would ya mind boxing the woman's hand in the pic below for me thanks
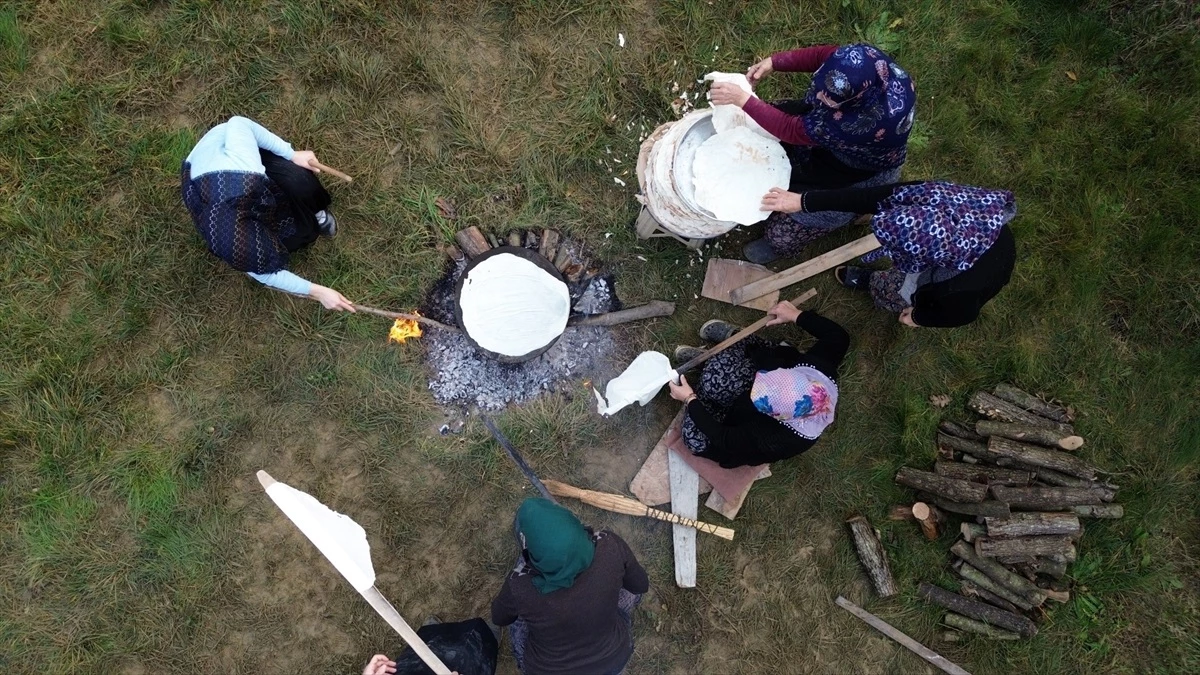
[766,301,801,326]
[668,375,696,403]
[746,57,774,85]
[899,307,920,327]
[708,81,751,107]
[362,654,396,675]
[310,284,356,312]
[291,150,320,172]
[761,188,803,213]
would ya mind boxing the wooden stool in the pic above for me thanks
[634,206,706,250]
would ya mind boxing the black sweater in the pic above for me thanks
[685,312,850,468]
[801,182,1017,327]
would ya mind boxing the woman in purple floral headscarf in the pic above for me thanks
[711,43,917,263]
[763,181,1018,328]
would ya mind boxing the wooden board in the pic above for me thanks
[669,450,699,588]
[729,234,880,305]
[705,465,771,519]
[701,258,779,311]
[630,409,711,506]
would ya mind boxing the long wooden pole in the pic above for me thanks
[729,235,879,305]
[543,479,734,540]
[312,160,353,183]
[480,415,555,502]
[675,289,817,375]
[835,596,972,675]
[351,304,459,332]
[360,587,452,675]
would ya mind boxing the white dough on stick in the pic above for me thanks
[692,127,791,225]
[594,351,676,416]
[459,253,570,358]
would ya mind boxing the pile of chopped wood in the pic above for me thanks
[893,384,1122,641]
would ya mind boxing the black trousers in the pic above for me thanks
[259,149,332,252]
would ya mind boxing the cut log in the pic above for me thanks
[485,232,500,249]
[729,234,880,305]
[895,467,987,503]
[949,540,1047,606]
[930,497,1011,519]
[553,242,573,272]
[568,301,676,327]
[975,420,1083,451]
[969,391,1074,435]
[976,535,1075,559]
[984,512,1081,539]
[524,230,538,249]
[958,580,1019,613]
[918,583,1037,637]
[990,485,1106,510]
[993,384,1073,423]
[889,505,915,521]
[987,437,1097,481]
[439,243,465,261]
[506,231,522,248]
[935,461,1034,487]
[939,420,985,442]
[1014,557,1068,580]
[998,547,1076,565]
[937,433,1003,463]
[957,563,1035,610]
[1071,504,1124,519]
[912,502,942,540]
[454,226,492,258]
[943,613,1022,640]
[846,516,898,598]
[960,522,986,543]
[835,596,972,675]
[538,229,560,260]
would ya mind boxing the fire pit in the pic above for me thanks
[418,229,631,410]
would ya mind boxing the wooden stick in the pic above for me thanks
[943,613,1021,640]
[351,304,459,332]
[1071,504,1124,519]
[957,579,1020,613]
[992,384,1072,423]
[312,161,353,183]
[969,392,1074,435]
[675,289,817,375]
[918,583,1038,637]
[896,467,987,503]
[360,587,452,674]
[480,415,555,502]
[568,301,675,327]
[934,461,1033,487]
[834,596,972,675]
[729,235,880,305]
[846,515,898,597]
[543,479,734,540]
[956,563,1035,610]
[984,512,1081,539]
[950,540,1047,606]
[987,436,1097,481]
[975,420,1083,451]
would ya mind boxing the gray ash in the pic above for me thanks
[419,237,622,410]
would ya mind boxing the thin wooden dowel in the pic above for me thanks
[351,304,459,332]
[312,160,353,183]
[360,586,451,675]
[676,289,817,375]
[835,596,972,675]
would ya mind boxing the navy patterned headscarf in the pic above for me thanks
[802,43,916,171]
[863,181,1017,273]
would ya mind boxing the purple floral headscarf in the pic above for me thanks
[750,367,838,440]
[863,181,1017,273]
[803,43,916,172]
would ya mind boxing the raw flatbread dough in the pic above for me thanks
[459,253,570,357]
[703,72,777,140]
[594,350,676,416]
[692,127,790,226]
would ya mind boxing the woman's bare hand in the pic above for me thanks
[668,375,696,403]
[362,654,397,675]
[291,150,319,172]
[746,57,774,85]
[310,284,356,312]
[766,301,801,326]
[761,188,803,213]
[708,81,751,107]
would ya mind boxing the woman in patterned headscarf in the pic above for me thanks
[764,181,1018,328]
[181,116,355,312]
[667,301,850,468]
[710,43,917,264]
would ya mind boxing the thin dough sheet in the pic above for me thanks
[692,127,791,225]
[459,253,570,357]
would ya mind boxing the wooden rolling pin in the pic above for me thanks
[544,479,734,540]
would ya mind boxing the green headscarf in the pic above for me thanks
[517,497,595,594]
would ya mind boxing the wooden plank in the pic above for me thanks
[630,410,711,506]
[669,450,699,588]
[704,465,770,519]
[729,234,880,305]
[701,258,779,311]
[835,596,972,675]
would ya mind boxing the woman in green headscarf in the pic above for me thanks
[491,498,649,675]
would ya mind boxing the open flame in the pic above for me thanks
[388,316,423,343]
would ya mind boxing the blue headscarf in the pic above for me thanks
[802,44,916,172]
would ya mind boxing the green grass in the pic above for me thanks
[1,0,1198,673]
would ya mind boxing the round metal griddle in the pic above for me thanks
[454,246,569,364]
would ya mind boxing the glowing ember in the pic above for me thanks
[388,317,423,343]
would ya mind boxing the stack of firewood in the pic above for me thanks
[891,384,1122,640]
